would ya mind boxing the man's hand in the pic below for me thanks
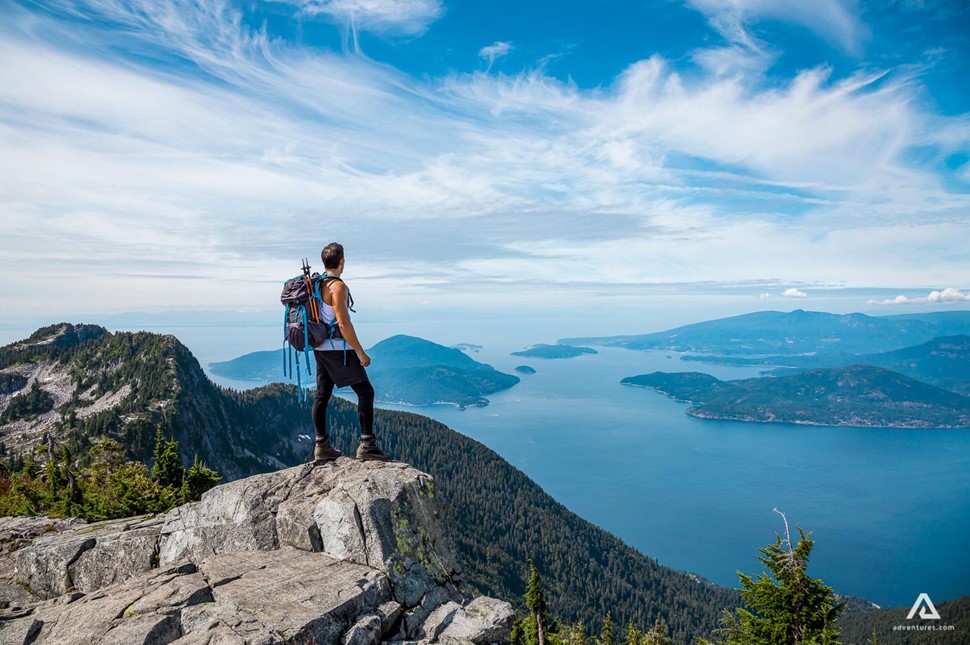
[358,351,371,368]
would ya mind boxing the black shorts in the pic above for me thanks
[314,349,368,388]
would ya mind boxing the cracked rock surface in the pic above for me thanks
[0,459,513,644]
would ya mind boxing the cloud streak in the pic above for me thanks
[868,288,970,305]
[0,0,968,316]
[479,40,512,71]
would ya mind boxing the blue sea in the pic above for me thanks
[366,344,970,609]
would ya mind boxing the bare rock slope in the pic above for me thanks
[0,459,513,644]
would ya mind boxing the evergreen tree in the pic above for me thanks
[701,510,846,645]
[151,427,184,489]
[624,622,643,645]
[525,559,548,645]
[179,455,221,503]
[598,613,615,645]
[644,617,672,645]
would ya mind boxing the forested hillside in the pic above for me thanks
[0,323,738,641]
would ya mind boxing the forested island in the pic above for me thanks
[623,366,970,428]
[208,334,519,408]
[512,344,597,359]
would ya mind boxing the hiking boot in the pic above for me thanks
[355,444,391,462]
[313,440,343,465]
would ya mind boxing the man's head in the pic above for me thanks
[321,243,344,271]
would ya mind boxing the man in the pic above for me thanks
[311,242,391,463]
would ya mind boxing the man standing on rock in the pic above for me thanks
[311,242,391,464]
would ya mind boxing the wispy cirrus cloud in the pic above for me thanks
[0,0,968,316]
[479,41,512,71]
[686,0,865,55]
[294,0,443,36]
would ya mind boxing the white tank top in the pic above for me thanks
[314,291,351,351]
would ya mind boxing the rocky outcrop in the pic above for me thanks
[0,459,514,644]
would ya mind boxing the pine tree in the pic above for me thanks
[624,622,643,645]
[644,617,672,645]
[598,613,615,645]
[525,559,548,645]
[150,427,184,489]
[700,510,846,645]
[179,455,221,503]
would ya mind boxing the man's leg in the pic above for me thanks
[351,378,390,461]
[311,352,342,463]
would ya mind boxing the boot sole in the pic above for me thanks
[356,453,392,462]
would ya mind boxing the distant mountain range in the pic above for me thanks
[623,365,970,428]
[564,309,970,356]
[685,335,970,396]
[209,335,519,409]
[511,343,597,359]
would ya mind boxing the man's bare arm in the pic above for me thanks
[331,281,371,367]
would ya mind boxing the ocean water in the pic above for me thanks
[370,344,970,609]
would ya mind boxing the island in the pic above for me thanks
[515,365,537,375]
[367,335,519,409]
[209,335,519,409]
[622,366,970,428]
[451,343,483,353]
[511,344,597,359]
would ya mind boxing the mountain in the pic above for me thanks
[366,335,519,408]
[836,593,970,645]
[563,309,970,356]
[623,366,970,428]
[1,323,737,640]
[683,335,970,396]
[0,323,309,480]
[208,335,520,408]
[511,343,597,359]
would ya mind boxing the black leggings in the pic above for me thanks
[312,370,376,447]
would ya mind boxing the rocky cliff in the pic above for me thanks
[0,459,513,644]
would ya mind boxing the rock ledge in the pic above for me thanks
[0,459,513,644]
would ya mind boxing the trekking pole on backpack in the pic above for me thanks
[302,258,319,322]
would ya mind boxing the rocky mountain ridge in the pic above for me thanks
[0,323,308,480]
[0,459,513,644]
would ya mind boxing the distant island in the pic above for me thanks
[367,335,519,409]
[512,344,597,359]
[563,310,970,356]
[452,343,483,353]
[622,366,970,428]
[209,335,519,409]
[515,365,537,375]
[682,335,970,397]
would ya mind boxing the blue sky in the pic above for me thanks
[1,0,969,330]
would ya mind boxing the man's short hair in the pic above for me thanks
[321,243,344,270]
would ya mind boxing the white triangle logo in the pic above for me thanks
[906,593,941,620]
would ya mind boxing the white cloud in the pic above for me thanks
[479,41,512,70]
[0,1,968,315]
[297,0,443,36]
[685,0,865,55]
[868,288,970,305]
[783,288,808,298]
[759,292,772,300]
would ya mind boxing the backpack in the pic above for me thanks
[280,259,355,399]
